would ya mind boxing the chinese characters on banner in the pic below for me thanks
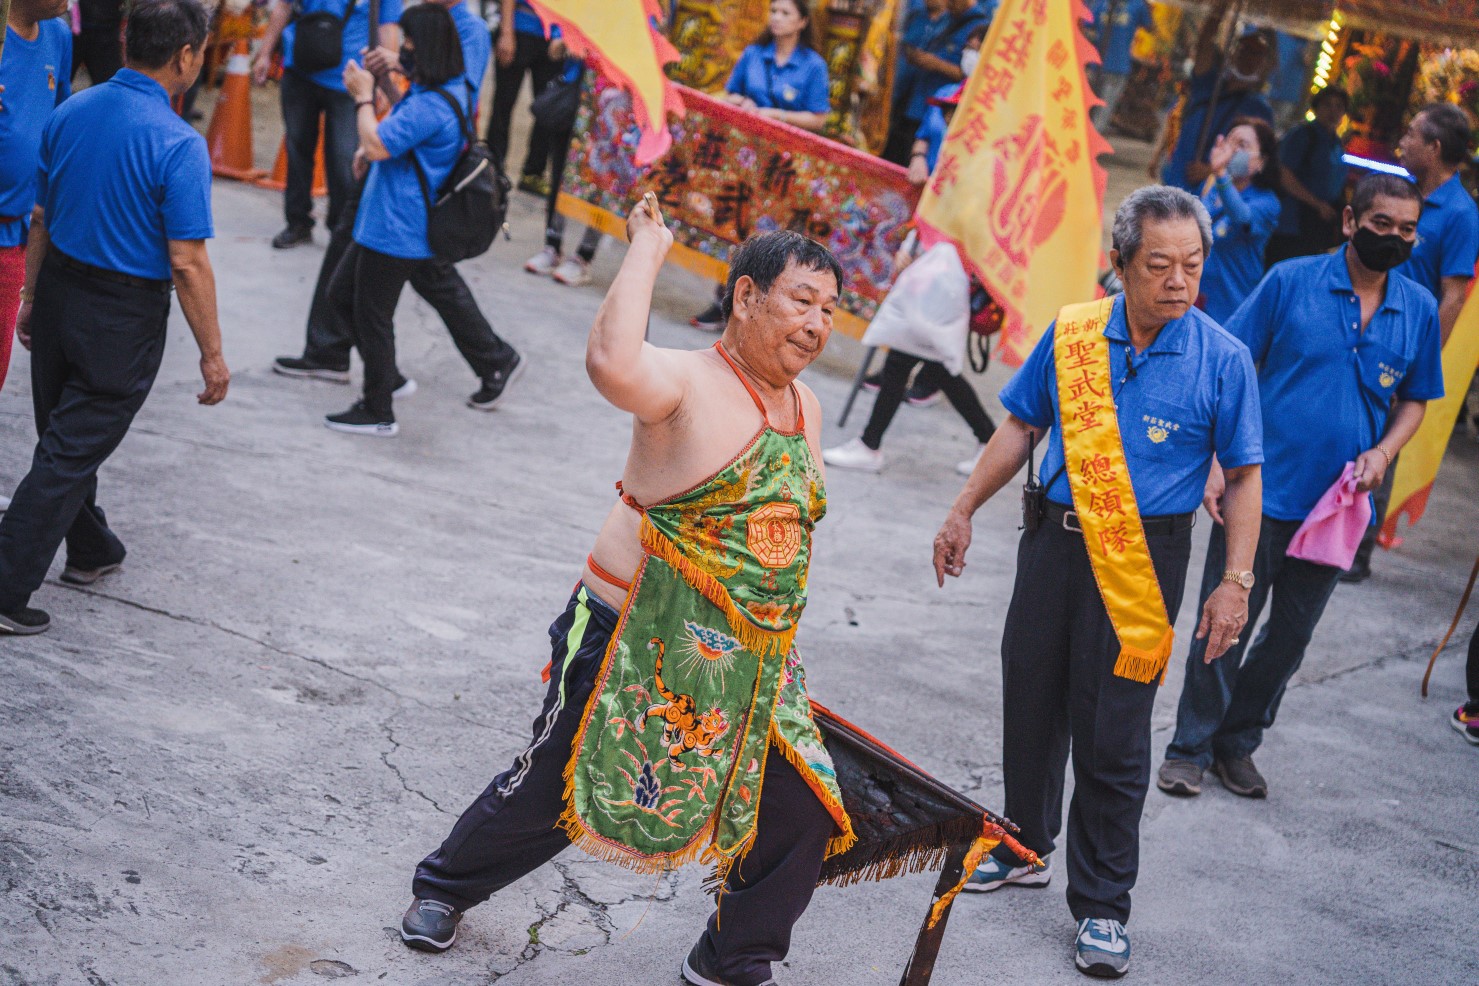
[914,0,1108,365]
[556,77,920,339]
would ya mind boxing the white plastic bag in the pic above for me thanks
[860,241,971,376]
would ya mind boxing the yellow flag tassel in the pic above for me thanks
[1111,624,1176,684]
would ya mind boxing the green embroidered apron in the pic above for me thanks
[562,344,855,880]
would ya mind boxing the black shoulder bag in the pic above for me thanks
[292,0,357,75]
[410,85,512,263]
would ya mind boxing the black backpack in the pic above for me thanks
[410,86,511,264]
[291,0,356,75]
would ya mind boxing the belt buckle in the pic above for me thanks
[1061,510,1083,533]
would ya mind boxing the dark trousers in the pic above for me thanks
[860,349,995,450]
[1467,624,1479,710]
[540,116,601,260]
[71,26,123,85]
[1350,457,1396,572]
[485,32,558,177]
[0,259,169,612]
[992,518,1193,924]
[1165,518,1344,770]
[327,242,517,417]
[280,69,359,230]
[415,587,833,986]
[881,107,921,166]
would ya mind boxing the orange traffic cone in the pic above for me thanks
[206,40,265,182]
[257,122,328,197]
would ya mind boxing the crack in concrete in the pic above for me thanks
[379,716,452,815]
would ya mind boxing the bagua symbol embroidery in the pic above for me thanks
[638,637,730,787]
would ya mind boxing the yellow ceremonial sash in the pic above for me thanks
[1053,299,1175,684]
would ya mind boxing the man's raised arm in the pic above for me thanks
[586,194,688,424]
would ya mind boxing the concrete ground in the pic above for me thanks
[3,84,1478,986]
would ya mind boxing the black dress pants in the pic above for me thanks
[327,243,517,417]
[860,349,996,450]
[280,69,359,231]
[0,259,169,612]
[71,26,123,85]
[414,586,833,986]
[991,517,1193,924]
[485,31,559,177]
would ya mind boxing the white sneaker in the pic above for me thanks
[524,246,560,275]
[961,853,1051,893]
[0,493,9,514]
[552,256,592,286]
[393,377,417,399]
[822,438,884,473]
[955,443,987,476]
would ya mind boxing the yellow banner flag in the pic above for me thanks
[1381,286,1479,544]
[526,0,684,164]
[914,0,1108,365]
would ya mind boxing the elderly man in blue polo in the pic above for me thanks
[933,185,1264,979]
[1159,172,1443,802]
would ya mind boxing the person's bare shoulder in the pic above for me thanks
[795,379,824,453]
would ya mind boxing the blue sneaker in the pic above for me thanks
[1075,918,1130,978]
[960,853,1051,893]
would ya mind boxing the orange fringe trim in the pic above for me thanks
[768,721,858,859]
[1111,624,1175,684]
[639,516,799,659]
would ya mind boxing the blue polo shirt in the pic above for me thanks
[283,0,403,93]
[354,84,462,260]
[1392,172,1479,301]
[725,43,830,114]
[36,69,213,280]
[999,294,1264,517]
[1225,250,1445,521]
[1200,182,1281,324]
[512,0,543,37]
[893,3,989,122]
[1161,70,1273,192]
[451,0,491,105]
[0,18,71,247]
[1275,121,1346,235]
[1091,0,1153,76]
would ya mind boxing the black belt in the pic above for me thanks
[1044,500,1196,537]
[51,249,172,294]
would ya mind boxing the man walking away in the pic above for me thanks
[0,0,229,635]
[1159,173,1442,799]
[253,0,402,248]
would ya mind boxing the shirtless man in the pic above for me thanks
[400,197,851,986]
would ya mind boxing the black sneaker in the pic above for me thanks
[0,607,51,635]
[400,898,461,952]
[906,380,943,407]
[274,356,351,383]
[60,561,123,586]
[325,401,398,436]
[468,354,525,411]
[1214,755,1268,798]
[690,302,725,332]
[271,224,313,249]
[681,940,778,986]
[1339,560,1372,584]
[861,372,883,392]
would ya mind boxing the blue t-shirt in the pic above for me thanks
[1392,172,1479,302]
[283,0,403,93]
[0,18,71,247]
[451,0,491,104]
[893,2,989,122]
[36,69,213,280]
[998,294,1264,517]
[725,43,830,114]
[1275,121,1346,236]
[1225,250,1445,521]
[512,0,543,37]
[1268,32,1309,105]
[354,84,463,260]
[1200,181,1281,324]
[1091,0,1153,76]
[1161,71,1273,192]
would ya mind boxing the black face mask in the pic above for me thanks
[1351,225,1414,272]
[399,49,416,79]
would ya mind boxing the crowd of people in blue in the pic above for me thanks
[0,0,1477,981]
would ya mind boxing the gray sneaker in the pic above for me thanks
[1156,759,1202,796]
[1214,755,1268,798]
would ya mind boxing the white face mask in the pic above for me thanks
[960,48,980,78]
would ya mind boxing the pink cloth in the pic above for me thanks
[1286,462,1372,570]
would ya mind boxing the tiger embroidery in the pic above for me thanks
[639,637,730,769]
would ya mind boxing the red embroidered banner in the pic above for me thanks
[557,77,920,340]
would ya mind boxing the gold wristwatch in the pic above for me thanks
[1222,570,1255,590]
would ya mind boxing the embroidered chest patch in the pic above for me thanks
[747,501,803,569]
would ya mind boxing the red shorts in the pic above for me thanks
[0,244,24,393]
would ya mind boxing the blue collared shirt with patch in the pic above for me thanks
[1392,172,1479,302]
[36,68,212,280]
[999,294,1264,517]
[1225,249,1445,522]
[726,42,831,114]
[353,84,462,260]
[892,2,989,123]
[0,18,71,247]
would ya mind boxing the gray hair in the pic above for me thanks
[1111,185,1212,267]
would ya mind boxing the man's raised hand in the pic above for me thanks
[627,192,673,254]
